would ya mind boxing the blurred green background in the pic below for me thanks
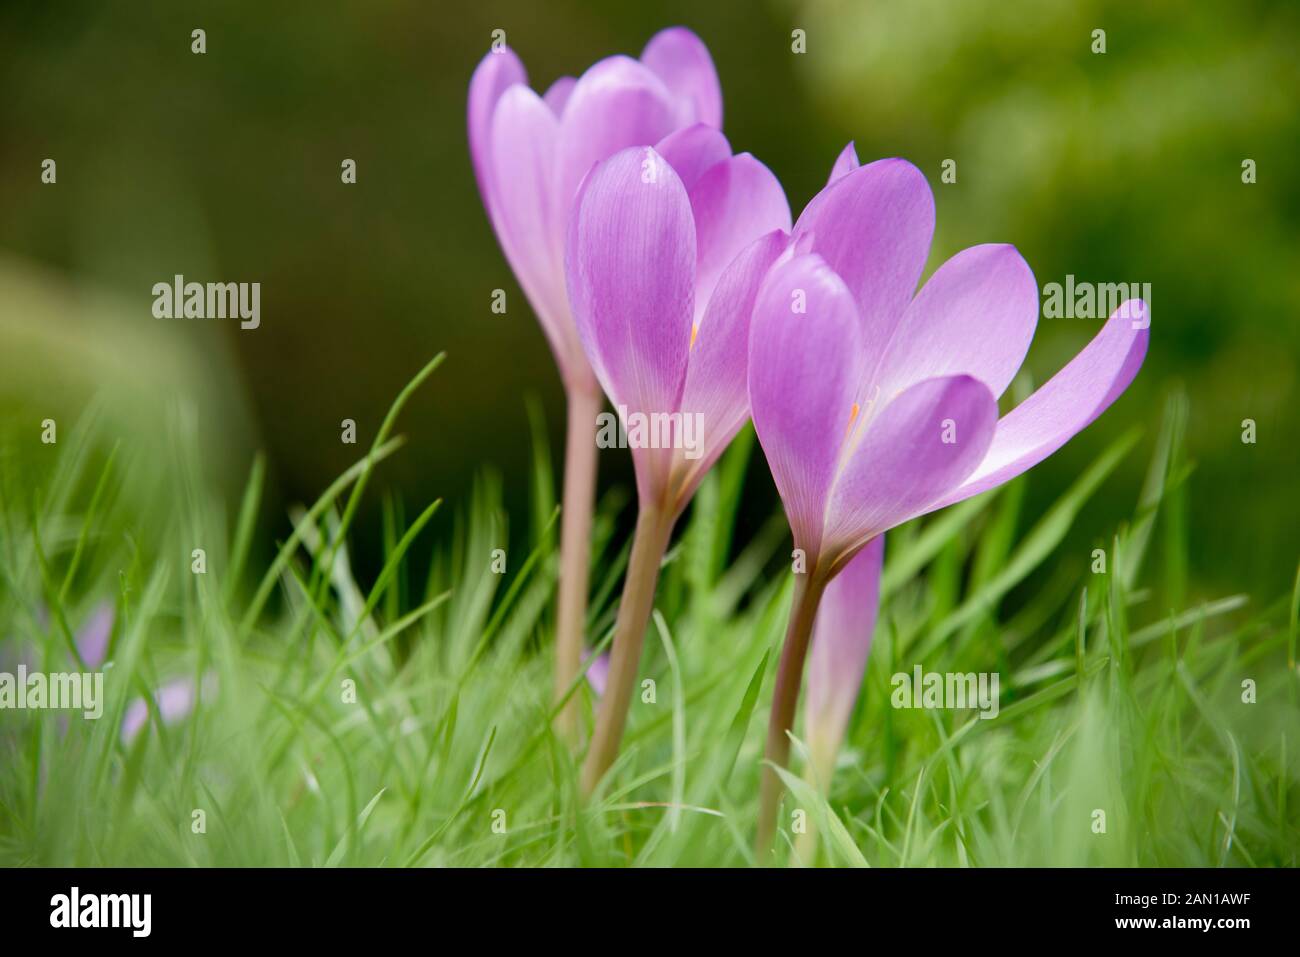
[1,0,1296,600]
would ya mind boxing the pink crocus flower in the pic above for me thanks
[568,145,791,507]
[565,141,791,793]
[468,27,726,736]
[750,144,1149,852]
[469,28,723,391]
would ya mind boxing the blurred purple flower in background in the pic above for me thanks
[25,602,211,744]
[585,651,609,698]
[75,603,113,668]
[121,674,215,745]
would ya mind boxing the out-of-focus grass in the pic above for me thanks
[0,363,1295,866]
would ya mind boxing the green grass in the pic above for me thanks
[1,364,1296,867]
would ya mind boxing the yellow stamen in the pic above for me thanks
[844,402,860,440]
[690,323,699,350]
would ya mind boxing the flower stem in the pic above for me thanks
[756,570,828,860]
[579,503,674,796]
[553,385,603,742]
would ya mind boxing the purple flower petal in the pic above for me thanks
[75,603,113,669]
[688,153,792,328]
[825,375,998,554]
[874,244,1039,401]
[468,32,731,403]
[806,535,883,778]
[566,146,696,494]
[654,124,732,192]
[794,158,935,363]
[640,26,723,128]
[467,46,527,219]
[678,229,789,481]
[120,674,215,744]
[543,75,576,117]
[554,56,679,223]
[826,141,860,186]
[586,651,610,697]
[748,253,867,555]
[932,300,1150,510]
[488,86,568,368]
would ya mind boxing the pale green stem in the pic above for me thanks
[756,570,828,861]
[553,385,602,741]
[579,503,675,796]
